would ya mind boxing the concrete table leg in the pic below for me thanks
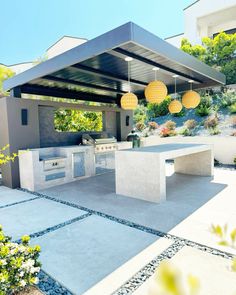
[174,149,214,176]
[115,152,166,203]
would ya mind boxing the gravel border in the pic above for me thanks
[113,240,185,295]
[0,196,42,209]
[38,271,73,295]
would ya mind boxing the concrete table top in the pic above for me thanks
[121,143,212,157]
[115,143,214,203]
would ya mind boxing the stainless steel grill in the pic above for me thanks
[82,132,117,174]
[82,132,117,153]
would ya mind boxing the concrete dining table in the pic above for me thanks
[115,143,214,203]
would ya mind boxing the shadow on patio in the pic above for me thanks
[39,164,227,233]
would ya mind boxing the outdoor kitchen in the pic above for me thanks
[19,130,131,191]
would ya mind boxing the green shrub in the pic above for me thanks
[220,90,236,108]
[231,116,236,127]
[135,122,146,131]
[195,95,212,117]
[148,121,158,130]
[195,105,211,117]
[147,96,171,118]
[164,120,176,130]
[234,157,236,166]
[179,127,194,136]
[231,131,236,136]
[0,225,41,294]
[171,108,185,117]
[208,127,220,135]
[184,119,197,130]
[204,115,219,129]
[229,103,236,114]
[134,104,147,124]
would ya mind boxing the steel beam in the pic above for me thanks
[42,75,126,95]
[21,84,118,104]
[72,64,147,87]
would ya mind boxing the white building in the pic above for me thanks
[165,0,236,47]
[4,36,87,74]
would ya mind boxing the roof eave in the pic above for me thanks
[3,22,134,91]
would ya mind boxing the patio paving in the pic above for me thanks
[0,197,86,240]
[32,215,158,295]
[133,246,236,295]
[0,185,38,207]
[39,165,228,236]
[0,164,235,294]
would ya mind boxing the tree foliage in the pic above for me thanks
[54,109,103,132]
[181,32,236,84]
[0,66,14,96]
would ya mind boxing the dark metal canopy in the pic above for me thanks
[4,22,226,105]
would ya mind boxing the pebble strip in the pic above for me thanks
[113,240,185,295]
[0,195,42,209]
[38,270,73,295]
[14,212,91,243]
[18,188,235,295]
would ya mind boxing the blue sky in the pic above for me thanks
[1,0,192,65]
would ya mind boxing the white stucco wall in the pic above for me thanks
[166,0,236,47]
[184,0,236,44]
[140,136,236,165]
[46,36,87,59]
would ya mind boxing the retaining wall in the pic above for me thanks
[141,136,236,164]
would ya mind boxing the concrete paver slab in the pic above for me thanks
[84,238,173,295]
[0,187,36,206]
[134,246,236,295]
[32,215,158,295]
[0,198,86,240]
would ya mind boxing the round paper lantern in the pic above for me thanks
[168,100,182,114]
[120,92,138,110]
[145,81,168,104]
[182,90,200,109]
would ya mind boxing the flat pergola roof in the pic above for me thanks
[4,22,226,104]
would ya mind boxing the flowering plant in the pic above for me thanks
[0,145,19,166]
[160,127,177,138]
[0,225,41,294]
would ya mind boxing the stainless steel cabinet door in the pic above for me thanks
[73,152,85,178]
[95,152,115,175]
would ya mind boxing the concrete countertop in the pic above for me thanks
[119,143,210,153]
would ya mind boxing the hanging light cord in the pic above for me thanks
[128,61,131,93]
[174,76,177,99]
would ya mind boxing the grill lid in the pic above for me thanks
[82,132,117,145]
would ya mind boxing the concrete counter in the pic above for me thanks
[19,145,95,191]
[115,143,214,203]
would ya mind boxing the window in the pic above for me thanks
[54,109,103,132]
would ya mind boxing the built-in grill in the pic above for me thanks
[82,132,117,153]
[82,132,117,174]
